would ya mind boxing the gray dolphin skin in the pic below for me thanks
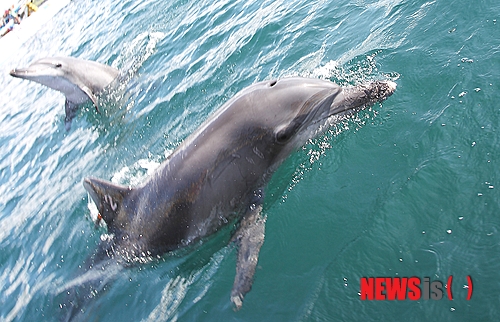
[82,77,396,312]
[9,56,119,130]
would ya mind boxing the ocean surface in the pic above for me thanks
[1,0,499,320]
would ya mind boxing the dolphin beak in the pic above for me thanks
[385,80,397,94]
[9,68,28,79]
[330,80,397,116]
[376,80,397,99]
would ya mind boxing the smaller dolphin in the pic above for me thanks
[10,56,119,130]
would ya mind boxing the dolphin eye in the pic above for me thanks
[269,80,277,87]
[275,115,306,144]
[54,63,62,68]
[275,128,292,143]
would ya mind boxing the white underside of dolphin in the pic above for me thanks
[10,56,119,130]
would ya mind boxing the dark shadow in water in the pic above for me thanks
[55,220,235,321]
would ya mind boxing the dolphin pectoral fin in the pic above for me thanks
[230,205,266,310]
[80,85,100,113]
[64,100,80,131]
[83,177,133,234]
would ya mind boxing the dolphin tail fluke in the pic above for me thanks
[230,204,267,310]
[83,177,133,234]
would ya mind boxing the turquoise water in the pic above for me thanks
[1,0,499,320]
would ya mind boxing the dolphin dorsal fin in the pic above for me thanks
[83,177,132,234]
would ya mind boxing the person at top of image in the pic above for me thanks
[1,4,22,36]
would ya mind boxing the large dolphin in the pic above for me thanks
[10,56,119,130]
[80,77,396,313]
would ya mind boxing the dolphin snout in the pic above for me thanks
[378,80,397,98]
[329,80,397,116]
[359,80,397,103]
[385,80,397,93]
[9,69,27,78]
